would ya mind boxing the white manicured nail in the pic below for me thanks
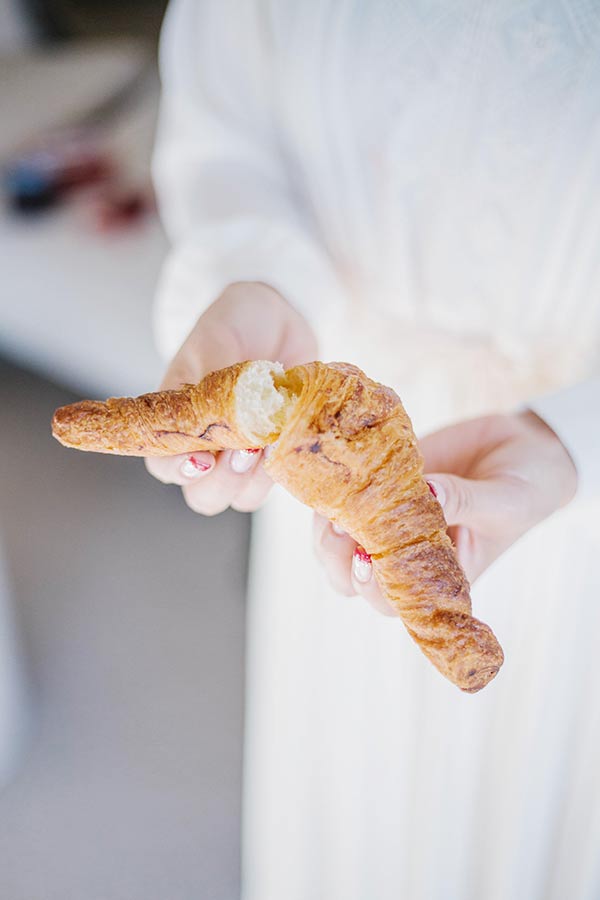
[231,449,260,474]
[332,522,346,535]
[181,456,212,479]
[352,547,372,584]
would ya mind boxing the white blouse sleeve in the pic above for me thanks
[152,0,346,361]
[530,375,600,501]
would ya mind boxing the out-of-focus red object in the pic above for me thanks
[90,184,155,232]
[5,129,156,232]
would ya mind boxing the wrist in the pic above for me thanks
[517,409,578,507]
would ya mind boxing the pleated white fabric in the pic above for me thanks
[152,2,600,897]
[244,488,600,900]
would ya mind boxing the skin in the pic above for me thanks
[146,282,578,614]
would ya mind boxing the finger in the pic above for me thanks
[350,548,397,617]
[312,512,329,551]
[313,514,357,597]
[159,316,243,390]
[182,449,261,516]
[451,523,524,586]
[229,448,262,475]
[230,464,273,512]
[425,472,527,534]
[425,473,481,529]
[419,415,510,476]
[145,451,216,486]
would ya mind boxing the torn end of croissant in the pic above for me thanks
[233,360,299,444]
[50,359,301,455]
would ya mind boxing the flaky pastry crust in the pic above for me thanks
[52,360,504,691]
[264,363,503,692]
[51,362,264,455]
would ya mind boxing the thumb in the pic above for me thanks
[160,318,240,390]
[425,473,522,532]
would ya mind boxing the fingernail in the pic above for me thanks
[181,455,212,479]
[263,442,278,459]
[332,522,346,535]
[352,546,372,584]
[231,448,260,474]
[427,480,445,508]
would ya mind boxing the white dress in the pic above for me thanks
[153,2,600,898]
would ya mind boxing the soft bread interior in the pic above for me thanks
[233,360,298,443]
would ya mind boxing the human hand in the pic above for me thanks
[314,410,578,615]
[145,281,317,514]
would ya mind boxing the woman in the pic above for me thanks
[146,2,600,898]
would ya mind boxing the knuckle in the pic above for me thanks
[155,471,176,486]
[186,498,227,517]
[182,485,225,516]
[231,498,257,513]
[144,457,168,482]
[182,493,208,515]
[232,487,270,513]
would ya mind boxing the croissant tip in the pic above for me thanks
[460,664,502,693]
[51,406,69,443]
[51,400,107,450]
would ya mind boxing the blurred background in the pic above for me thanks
[0,2,248,897]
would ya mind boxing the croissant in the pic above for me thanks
[52,360,504,692]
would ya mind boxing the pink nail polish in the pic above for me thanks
[352,546,372,584]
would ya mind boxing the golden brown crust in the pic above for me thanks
[51,359,504,691]
[51,362,263,456]
[264,362,504,692]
